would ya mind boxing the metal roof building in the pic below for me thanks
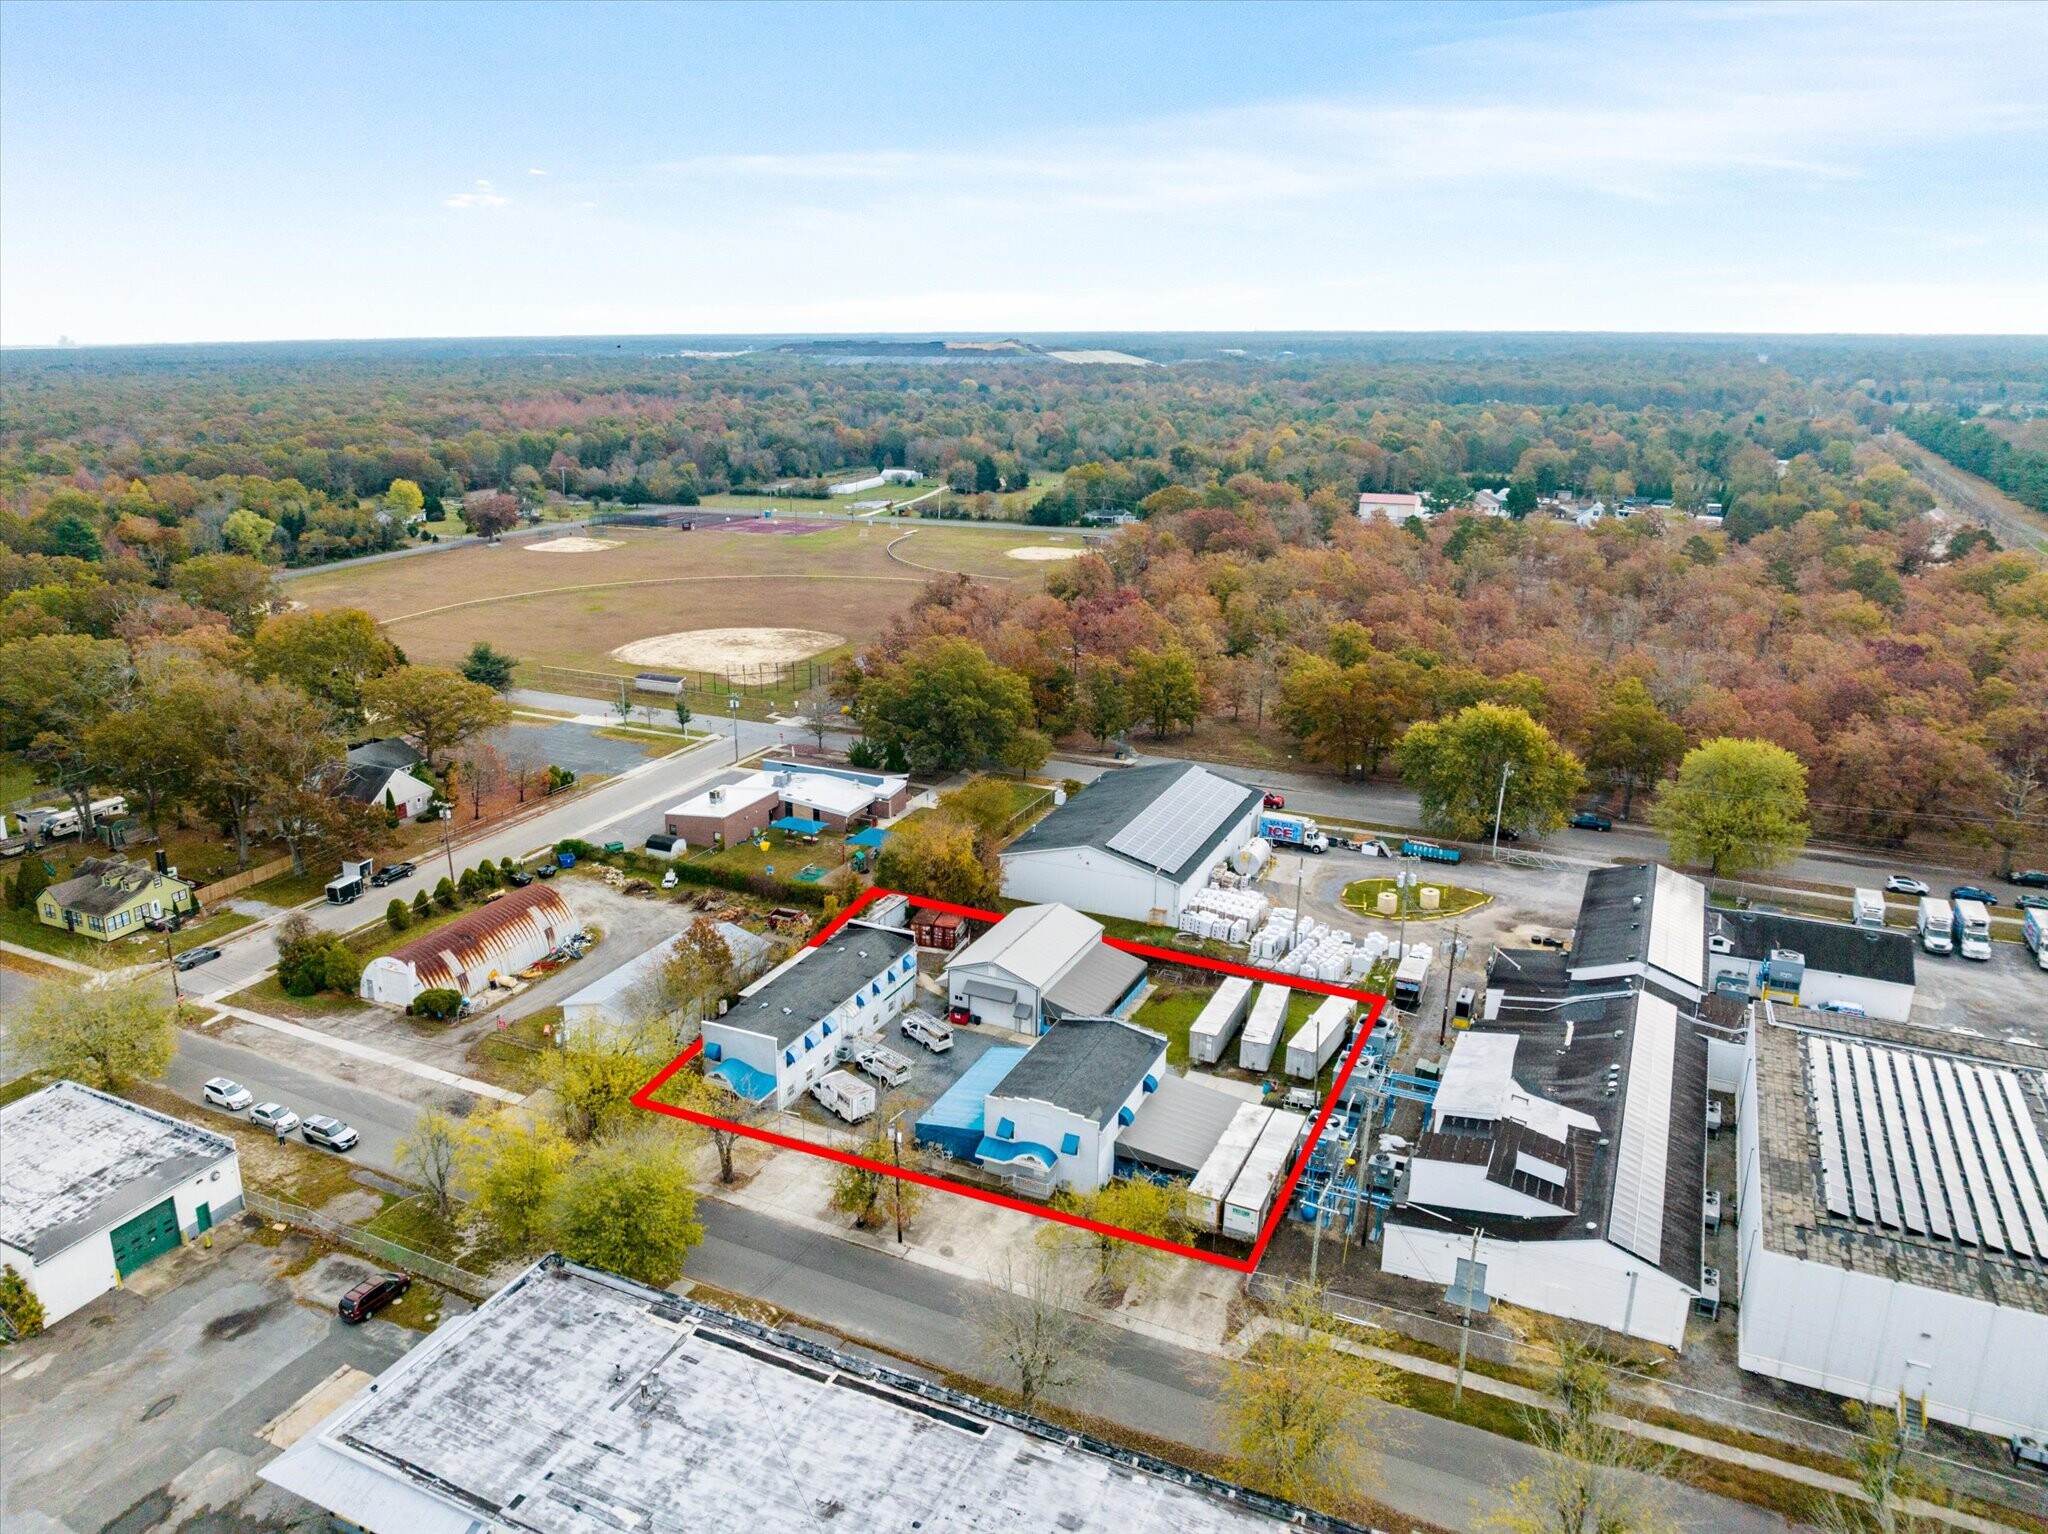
[1706,908,1917,1021]
[559,922,775,1043]
[1000,762,1262,925]
[945,904,1146,1037]
[0,1082,242,1325]
[261,1255,1378,1534]
[1116,1072,1249,1177]
[359,884,576,1008]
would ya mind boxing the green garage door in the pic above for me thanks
[110,1198,181,1277]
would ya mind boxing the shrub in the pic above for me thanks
[320,944,363,995]
[410,987,463,1020]
[385,898,410,932]
[434,876,457,910]
[0,1264,45,1338]
[411,888,431,917]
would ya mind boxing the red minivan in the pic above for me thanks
[338,1272,412,1324]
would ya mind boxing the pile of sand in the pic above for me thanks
[525,536,621,554]
[1005,545,1086,562]
[609,627,844,671]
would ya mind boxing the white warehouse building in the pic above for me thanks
[1706,908,1916,1022]
[1737,1004,2048,1436]
[999,762,1261,926]
[0,1082,243,1326]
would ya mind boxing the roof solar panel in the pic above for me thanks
[1993,1070,2048,1237]
[1828,1041,1877,1224]
[1849,1047,1902,1230]
[1608,995,1676,1264]
[1104,769,1248,874]
[1648,865,1707,988]
[1890,1053,1951,1240]
[1868,1048,1926,1234]
[1806,1038,1852,1218]
[1932,1058,2006,1253]
[1960,1066,2036,1259]
[1979,1067,2048,1252]
[1910,1053,1977,1246]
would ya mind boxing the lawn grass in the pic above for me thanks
[242,863,342,908]
[1341,877,1492,922]
[0,753,42,805]
[468,1006,560,1091]
[0,1071,57,1107]
[225,974,374,1020]
[0,904,109,963]
[364,1193,528,1273]
[167,908,259,955]
[1131,987,1212,1067]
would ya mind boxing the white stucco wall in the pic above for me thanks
[360,955,425,1008]
[1381,1225,1693,1350]
[1709,957,1912,1023]
[705,949,915,1108]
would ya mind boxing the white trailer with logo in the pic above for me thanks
[1285,994,1355,1080]
[1237,983,1291,1073]
[1188,975,1255,1066]
[1221,1107,1308,1241]
[2025,907,2048,972]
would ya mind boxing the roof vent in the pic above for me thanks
[1631,895,1643,910]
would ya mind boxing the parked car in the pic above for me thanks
[1569,812,1614,832]
[2012,1433,2048,1474]
[1815,1000,1868,1016]
[338,1272,411,1324]
[2010,870,2048,889]
[1262,791,1286,810]
[2018,893,2048,911]
[1950,885,2000,907]
[901,1012,954,1053]
[370,861,416,887]
[504,869,533,886]
[1885,875,1931,897]
[1486,823,1521,842]
[202,1076,253,1111]
[250,1102,300,1134]
[174,946,222,972]
[301,1115,359,1152]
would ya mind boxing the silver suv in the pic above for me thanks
[250,1102,300,1134]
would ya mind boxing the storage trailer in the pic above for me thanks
[1221,1108,1308,1241]
[1392,945,1433,1011]
[1188,1102,1273,1231]
[1238,983,1291,1072]
[1188,976,1255,1065]
[1284,994,1355,1080]
[2024,907,2048,972]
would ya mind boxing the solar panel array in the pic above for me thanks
[1801,1035,2048,1260]
[1105,768,1249,874]
[1648,865,1707,988]
[1608,994,1678,1265]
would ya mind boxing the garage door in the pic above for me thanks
[110,1198,181,1277]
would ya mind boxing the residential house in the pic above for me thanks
[1355,491,1427,523]
[36,857,196,942]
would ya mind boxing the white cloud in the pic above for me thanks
[527,168,548,176]
[444,178,509,210]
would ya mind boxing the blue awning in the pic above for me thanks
[771,816,829,834]
[847,827,889,848]
[707,1058,777,1103]
[975,1135,1056,1168]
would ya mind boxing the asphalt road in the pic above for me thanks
[162,1027,430,1171]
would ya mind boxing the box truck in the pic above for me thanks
[1917,897,1954,956]
[2024,908,2048,972]
[1853,888,1886,929]
[1952,898,1992,962]
[1257,812,1328,854]
[1392,945,1434,1011]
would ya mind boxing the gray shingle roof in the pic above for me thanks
[1003,762,1260,883]
[41,857,187,918]
[729,922,914,1049]
[989,1018,1166,1126]
[347,737,424,772]
[1708,909,1917,986]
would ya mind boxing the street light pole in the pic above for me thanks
[888,1110,906,1245]
[728,694,742,764]
[1453,1224,1482,1409]
[1491,761,1515,861]
[439,806,456,885]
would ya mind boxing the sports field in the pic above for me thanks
[291,520,1086,673]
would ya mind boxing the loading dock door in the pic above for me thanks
[110,1197,181,1276]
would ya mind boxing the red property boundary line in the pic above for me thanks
[633,886,1389,1274]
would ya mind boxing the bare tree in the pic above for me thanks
[1806,1404,1942,1534]
[798,685,840,751]
[1482,1336,1677,1534]
[504,747,543,804]
[457,741,505,822]
[396,1107,463,1219]
[970,1248,1102,1415]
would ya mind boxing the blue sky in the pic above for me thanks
[3,1,2043,343]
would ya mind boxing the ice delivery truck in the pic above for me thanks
[2025,907,2048,972]
[1257,812,1328,854]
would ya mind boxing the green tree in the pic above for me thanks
[395,1107,463,1218]
[460,640,517,693]
[411,887,431,918]
[360,665,511,772]
[458,1112,577,1249]
[1807,1403,1939,1534]
[1584,678,1686,820]
[221,507,278,560]
[1650,737,1810,877]
[12,975,176,1089]
[547,1132,704,1287]
[1396,703,1586,840]
[647,918,736,1031]
[1222,1284,1400,1509]
[250,607,400,719]
[543,1016,674,1141]
[1055,1179,1188,1299]
[1127,645,1203,738]
[1278,650,1427,778]
[8,855,54,911]
[385,478,425,520]
[1505,476,1538,519]
[385,897,410,932]
[871,814,999,906]
[940,777,1018,842]
[1080,661,1133,748]
[434,876,457,909]
[171,553,277,637]
[673,691,692,732]
[853,636,1036,775]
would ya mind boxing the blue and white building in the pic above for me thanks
[700,922,917,1109]
[978,1018,1169,1193]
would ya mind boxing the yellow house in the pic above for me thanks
[36,857,197,942]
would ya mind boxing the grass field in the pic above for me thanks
[1342,878,1492,921]
[289,520,1083,675]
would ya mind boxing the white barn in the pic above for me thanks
[944,903,1147,1037]
[1736,1004,2048,1436]
[1000,762,1261,926]
[0,1082,243,1326]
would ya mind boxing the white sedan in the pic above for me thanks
[1884,875,1930,897]
[250,1101,301,1134]
[202,1076,253,1111]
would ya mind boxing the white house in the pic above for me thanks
[1706,909,1916,1022]
[1737,1004,2048,1436]
[558,922,774,1045]
[701,922,917,1107]
[980,1018,1169,1192]
[1000,762,1261,926]
[0,1082,243,1326]
[1356,491,1427,523]
[944,903,1147,1036]
[337,761,435,820]
[359,884,574,1008]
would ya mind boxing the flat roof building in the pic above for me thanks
[1000,762,1261,925]
[1737,1003,2048,1435]
[1707,907,1916,1022]
[0,1082,242,1325]
[1568,862,1707,1006]
[664,762,909,846]
[262,1255,1376,1534]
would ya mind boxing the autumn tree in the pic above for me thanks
[170,553,276,637]
[543,1014,675,1141]
[663,1067,767,1184]
[396,1107,464,1219]
[1053,1179,1188,1300]
[250,607,401,720]
[1278,650,1426,779]
[1080,660,1133,747]
[1483,1340,1677,1534]
[1584,677,1686,820]
[1651,737,1810,877]
[1397,703,1586,840]
[457,1111,577,1249]
[971,1248,1103,1415]
[466,492,522,540]
[11,975,177,1090]
[546,1131,703,1287]
[360,665,511,773]
[853,636,1036,775]
[1127,644,1203,738]
[384,478,425,520]
[644,918,737,1033]
[0,634,131,831]
[871,814,999,906]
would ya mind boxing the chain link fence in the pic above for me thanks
[243,1191,500,1302]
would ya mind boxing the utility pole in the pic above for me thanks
[1491,761,1515,861]
[728,694,742,764]
[163,926,182,1006]
[439,806,456,886]
[1438,921,1462,1046]
[888,1110,907,1245]
[1453,1224,1482,1409]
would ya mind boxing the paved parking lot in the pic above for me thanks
[0,1230,425,1533]
[784,1010,1003,1136]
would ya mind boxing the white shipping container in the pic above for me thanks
[1285,994,1355,1079]
[1221,1108,1308,1240]
[1189,975,1256,1064]
[1189,1102,1273,1230]
[1239,983,1291,1072]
